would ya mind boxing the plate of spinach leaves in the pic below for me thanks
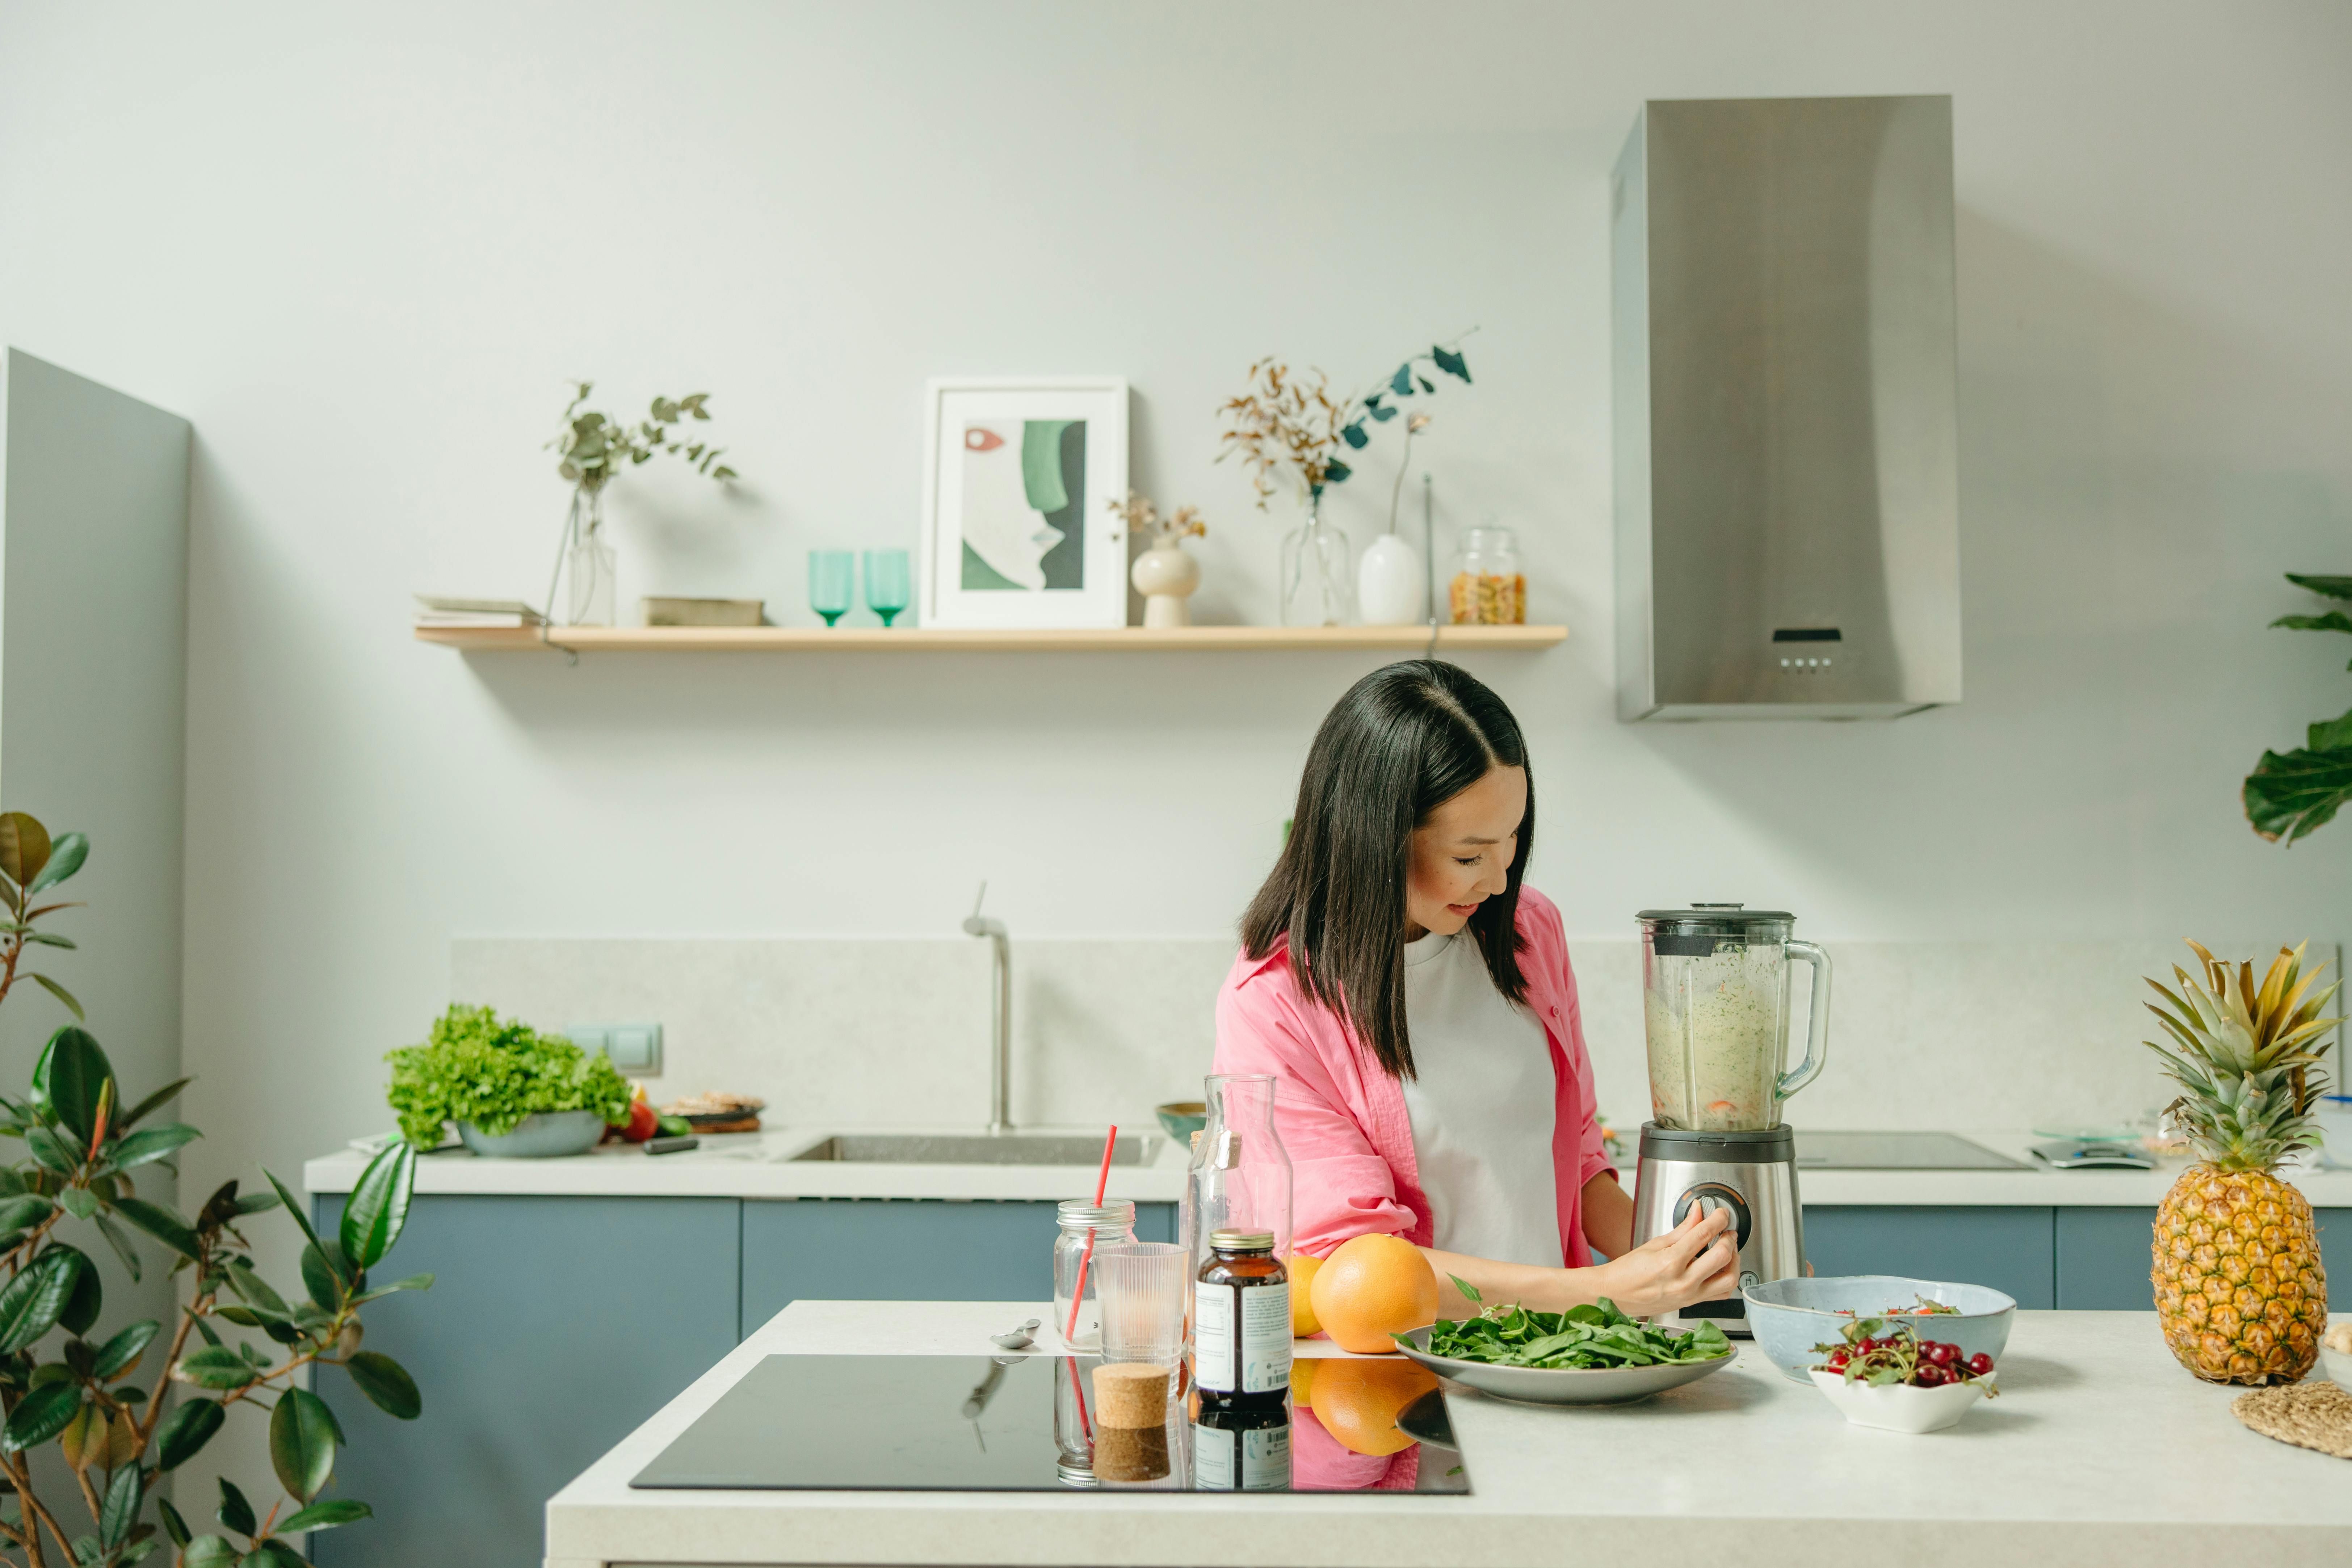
[1392,1283,1738,1406]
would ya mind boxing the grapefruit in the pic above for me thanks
[1310,1358,1439,1456]
[1289,1251,1323,1336]
[1308,1233,1439,1353]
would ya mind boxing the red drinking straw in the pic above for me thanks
[1065,1124,1118,1341]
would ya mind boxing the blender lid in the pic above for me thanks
[1637,903,1795,925]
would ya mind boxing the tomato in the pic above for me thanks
[617,1098,660,1143]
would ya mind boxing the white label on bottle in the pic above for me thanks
[1194,1282,1235,1391]
[1240,1283,1292,1393]
[1192,1420,1293,1491]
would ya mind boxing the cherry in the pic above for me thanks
[1920,1342,1956,1367]
[1826,1349,1852,1371]
[1965,1353,1994,1378]
[1913,1363,1948,1387]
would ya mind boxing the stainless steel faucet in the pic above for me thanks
[962,883,1012,1135]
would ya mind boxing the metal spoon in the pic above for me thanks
[990,1318,1040,1351]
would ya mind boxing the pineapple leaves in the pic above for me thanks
[2145,941,2339,1170]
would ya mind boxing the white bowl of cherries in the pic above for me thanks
[1808,1318,1999,1434]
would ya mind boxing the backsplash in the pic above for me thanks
[451,937,2342,1136]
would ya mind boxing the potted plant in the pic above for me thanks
[0,810,432,1567]
[386,1005,632,1157]
[1216,337,1472,628]
[544,383,740,627]
[2243,572,2352,842]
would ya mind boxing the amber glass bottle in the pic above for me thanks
[1193,1229,1290,1411]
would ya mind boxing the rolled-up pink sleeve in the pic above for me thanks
[1213,975,1419,1258]
[1564,983,1614,1190]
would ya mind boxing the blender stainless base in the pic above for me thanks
[1628,1123,1804,1337]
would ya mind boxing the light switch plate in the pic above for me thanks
[570,1022,663,1076]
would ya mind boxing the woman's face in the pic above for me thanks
[1404,764,1526,940]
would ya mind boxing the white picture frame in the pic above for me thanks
[919,377,1129,629]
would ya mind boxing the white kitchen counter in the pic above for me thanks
[303,1126,2352,1208]
[543,1298,2352,1568]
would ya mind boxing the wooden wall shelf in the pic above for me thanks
[414,624,1568,653]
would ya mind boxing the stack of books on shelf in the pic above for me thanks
[415,596,545,630]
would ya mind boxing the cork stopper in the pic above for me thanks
[1091,1420,1169,1483]
[1091,1361,1173,1429]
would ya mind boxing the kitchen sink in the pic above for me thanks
[788,1133,1156,1167]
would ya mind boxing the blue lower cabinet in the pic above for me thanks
[739,1198,1176,1333]
[1802,1206,2057,1308]
[309,1194,741,1568]
[2061,1205,2352,1311]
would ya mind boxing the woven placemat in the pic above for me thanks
[2232,1379,2352,1459]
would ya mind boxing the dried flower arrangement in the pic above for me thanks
[1217,337,1474,508]
[1110,490,1208,548]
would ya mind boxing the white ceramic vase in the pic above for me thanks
[1131,541,1201,629]
[1358,531,1424,625]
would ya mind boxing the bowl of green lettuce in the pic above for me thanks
[387,1004,631,1157]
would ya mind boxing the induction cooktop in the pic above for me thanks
[630,1355,1470,1495]
[1794,1131,2025,1170]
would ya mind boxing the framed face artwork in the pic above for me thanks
[919,378,1129,629]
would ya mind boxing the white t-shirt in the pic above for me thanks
[1399,929,1562,1267]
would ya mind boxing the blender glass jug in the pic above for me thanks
[1638,905,1830,1131]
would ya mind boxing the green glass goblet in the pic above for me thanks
[863,550,911,628]
[808,550,854,627]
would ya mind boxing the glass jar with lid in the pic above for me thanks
[1054,1198,1137,1349]
[1448,525,1525,625]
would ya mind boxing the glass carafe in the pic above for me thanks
[1181,1075,1293,1328]
[1638,904,1830,1131]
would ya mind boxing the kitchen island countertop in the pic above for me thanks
[543,1298,2352,1568]
[304,1126,2352,1208]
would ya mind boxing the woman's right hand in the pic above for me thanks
[1591,1203,1741,1317]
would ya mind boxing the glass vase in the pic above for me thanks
[564,488,616,627]
[1184,1074,1293,1298]
[1278,501,1354,627]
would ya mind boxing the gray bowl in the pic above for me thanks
[1743,1275,2015,1383]
[457,1110,607,1158]
[1392,1326,1737,1406]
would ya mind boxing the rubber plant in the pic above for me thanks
[2244,573,2352,843]
[0,810,430,1568]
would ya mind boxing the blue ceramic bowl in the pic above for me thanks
[1155,1101,1207,1143]
[457,1110,607,1158]
[1743,1275,2016,1383]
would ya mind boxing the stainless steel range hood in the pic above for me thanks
[1613,96,1962,721]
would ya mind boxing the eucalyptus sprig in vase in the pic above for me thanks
[543,383,739,627]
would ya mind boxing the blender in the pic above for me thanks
[1628,904,1830,1336]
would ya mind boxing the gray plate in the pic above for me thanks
[1391,1326,1736,1406]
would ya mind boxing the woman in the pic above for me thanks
[1213,661,1738,1318]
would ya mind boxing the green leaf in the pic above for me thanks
[0,812,51,889]
[340,1139,415,1270]
[278,1498,370,1533]
[1389,363,1414,397]
[177,1345,252,1390]
[344,1350,421,1419]
[100,1461,141,1548]
[301,1243,344,1311]
[270,1387,338,1503]
[25,829,85,894]
[182,1537,239,1567]
[2244,745,2352,844]
[33,1026,112,1143]
[2285,572,2352,600]
[58,1187,97,1220]
[1,1378,79,1451]
[92,1319,159,1379]
[24,1123,79,1174]
[351,1271,434,1304]
[114,1197,200,1259]
[0,1247,82,1351]
[58,1244,101,1335]
[225,1258,290,1315]
[92,1211,143,1283]
[1340,421,1368,450]
[217,1476,256,1538]
[1448,1274,1483,1303]
[22,931,74,949]
[2309,706,2352,753]
[263,1168,329,1265]
[1323,458,1352,485]
[117,1075,192,1132]
[28,973,82,1020]
[0,1193,54,1232]
[232,1190,280,1217]
[249,1542,311,1568]
[1431,344,1472,382]
[158,1496,192,1547]
[109,1123,200,1170]
[156,1397,225,1468]
[1369,403,1398,421]
[2272,611,2352,634]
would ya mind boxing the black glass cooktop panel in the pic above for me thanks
[630,1355,1470,1495]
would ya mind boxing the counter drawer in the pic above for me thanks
[1802,1206,2056,1308]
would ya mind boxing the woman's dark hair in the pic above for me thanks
[1241,660,1532,1080]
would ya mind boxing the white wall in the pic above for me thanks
[1,0,2348,1278]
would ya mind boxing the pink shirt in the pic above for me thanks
[1210,885,1612,1265]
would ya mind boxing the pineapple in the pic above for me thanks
[2144,941,2338,1384]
